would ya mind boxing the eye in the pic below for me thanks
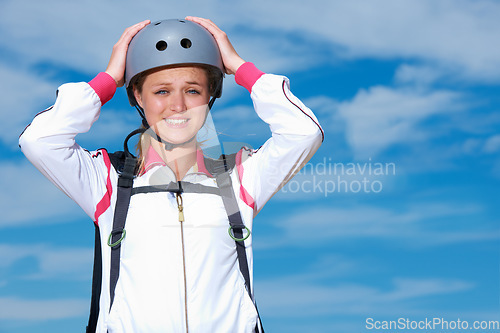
[155,90,168,95]
[187,89,200,95]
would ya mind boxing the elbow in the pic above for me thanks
[19,125,53,163]
[288,123,323,157]
[298,107,324,146]
[19,127,41,160]
[19,124,34,152]
[304,119,324,149]
[308,126,324,154]
[301,121,324,159]
[312,124,324,145]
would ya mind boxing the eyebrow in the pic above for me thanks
[185,81,203,86]
[150,81,204,88]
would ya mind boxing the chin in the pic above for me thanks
[156,132,197,146]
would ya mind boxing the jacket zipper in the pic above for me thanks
[176,192,189,333]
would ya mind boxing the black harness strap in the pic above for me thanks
[214,155,264,333]
[109,155,136,309]
[86,225,102,333]
[216,170,252,293]
[108,129,143,311]
[131,182,221,196]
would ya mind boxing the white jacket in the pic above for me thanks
[19,63,323,333]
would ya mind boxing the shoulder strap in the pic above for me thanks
[108,151,126,173]
[204,152,237,176]
[108,155,137,309]
[87,151,133,333]
[214,154,264,333]
[86,224,102,333]
[87,129,142,331]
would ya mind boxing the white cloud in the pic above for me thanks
[303,96,343,134]
[256,274,473,318]
[337,85,464,158]
[227,28,328,74]
[462,135,500,156]
[2,0,500,82]
[211,104,271,145]
[0,161,86,228]
[0,297,88,320]
[0,64,56,147]
[255,202,497,249]
[253,251,492,331]
[0,243,92,280]
[483,134,500,153]
[76,105,139,150]
[395,64,451,86]
[233,0,500,81]
[0,1,168,73]
[0,0,248,74]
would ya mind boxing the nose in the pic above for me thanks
[169,91,186,113]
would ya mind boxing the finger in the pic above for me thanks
[122,20,151,40]
[185,17,244,75]
[117,20,150,45]
[185,16,223,36]
[106,20,150,87]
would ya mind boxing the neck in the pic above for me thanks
[151,139,198,180]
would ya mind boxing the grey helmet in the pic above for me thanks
[125,19,224,108]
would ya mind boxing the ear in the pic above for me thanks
[133,86,144,109]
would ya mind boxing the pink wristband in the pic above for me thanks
[88,72,117,105]
[235,62,265,93]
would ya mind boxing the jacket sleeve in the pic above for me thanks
[235,63,324,215]
[19,73,117,223]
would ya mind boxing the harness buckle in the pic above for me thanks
[108,229,126,248]
[228,225,251,242]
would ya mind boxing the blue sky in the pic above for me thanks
[1,0,500,332]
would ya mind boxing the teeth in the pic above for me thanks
[165,118,187,125]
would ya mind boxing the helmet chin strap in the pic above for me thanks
[146,126,197,151]
[134,95,216,151]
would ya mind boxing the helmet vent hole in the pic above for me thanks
[154,21,161,26]
[156,40,168,51]
[180,38,192,49]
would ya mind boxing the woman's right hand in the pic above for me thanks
[105,20,150,87]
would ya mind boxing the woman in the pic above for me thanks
[20,16,323,333]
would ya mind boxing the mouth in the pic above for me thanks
[164,118,189,127]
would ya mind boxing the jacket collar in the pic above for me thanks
[141,145,212,177]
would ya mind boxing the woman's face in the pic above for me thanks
[134,66,211,145]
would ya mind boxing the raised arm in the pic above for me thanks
[186,17,324,215]
[19,20,150,223]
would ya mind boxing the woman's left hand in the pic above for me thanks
[185,16,245,75]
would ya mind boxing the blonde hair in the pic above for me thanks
[135,128,151,174]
